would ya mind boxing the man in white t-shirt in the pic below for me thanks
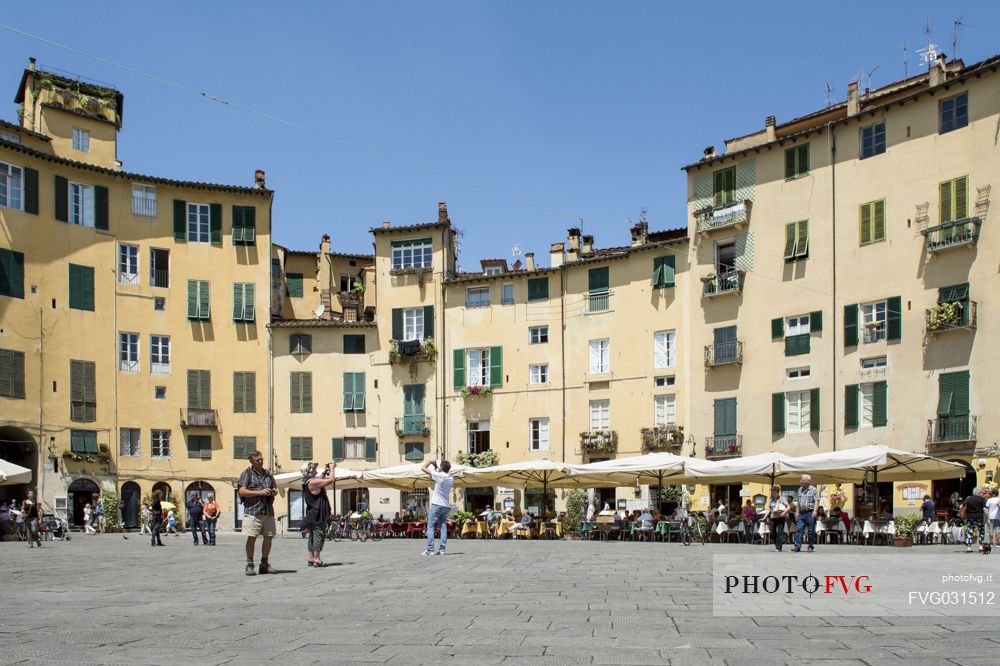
[421,459,454,556]
[985,489,1000,547]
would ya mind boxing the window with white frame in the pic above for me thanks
[654,330,675,369]
[0,161,23,210]
[786,367,810,380]
[786,390,811,433]
[391,238,433,270]
[339,274,359,293]
[187,202,210,243]
[69,182,95,227]
[119,332,139,373]
[786,315,811,336]
[654,394,676,426]
[402,307,424,341]
[529,364,548,385]
[654,376,675,388]
[860,384,875,427]
[861,356,887,370]
[529,418,550,451]
[151,429,171,457]
[346,438,366,459]
[502,283,514,305]
[861,301,887,342]
[119,244,139,284]
[529,326,548,344]
[589,400,610,431]
[589,339,610,374]
[131,184,156,217]
[150,335,170,374]
[484,266,502,276]
[468,421,490,454]
[466,348,490,387]
[466,286,490,308]
[119,428,140,457]
[72,128,90,152]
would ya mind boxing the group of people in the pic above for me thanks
[951,486,1000,553]
[82,498,105,534]
[143,490,220,547]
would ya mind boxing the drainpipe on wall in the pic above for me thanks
[560,267,566,465]
[829,122,838,451]
[37,307,44,501]
[267,198,275,473]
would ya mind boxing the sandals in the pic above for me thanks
[307,561,328,568]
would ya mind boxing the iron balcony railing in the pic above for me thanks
[704,341,743,366]
[131,196,157,217]
[180,408,218,429]
[922,217,981,253]
[695,199,752,233]
[705,434,742,459]
[926,301,977,334]
[395,415,431,437]
[641,425,683,453]
[151,269,169,288]
[927,415,977,444]
[586,290,612,313]
[581,430,618,454]
[702,270,744,297]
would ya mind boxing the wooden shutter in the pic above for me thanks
[810,388,820,432]
[424,305,434,339]
[173,199,186,240]
[285,273,303,297]
[872,200,885,242]
[233,372,245,412]
[662,255,675,287]
[342,373,354,411]
[198,281,210,319]
[70,360,84,421]
[68,265,80,310]
[187,281,198,319]
[844,304,858,347]
[952,371,970,416]
[771,318,784,339]
[0,350,24,398]
[724,168,735,203]
[209,203,222,243]
[784,223,796,259]
[713,399,725,435]
[187,370,200,409]
[785,147,796,178]
[81,265,94,311]
[365,438,377,462]
[290,372,300,412]
[23,167,38,214]
[886,296,902,341]
[232,283,243,321]
[936,372,954,415]
[954,176,968,220]
[391,308,403,341]
[845,384,859,428]
[54,175,68,222]
[528,277,549,300]
[200,371,211,410]
[588,267,609,292]
[860,203,872,244]
[332,438,344,460]
[872,381,888,427]
[83,361,95,421]
[725,399,737,436]
[355,372,365,411]
[453,348,465,390]
[245,372,256,412]
[785,334,809,356]
[302,372,312,413]
[290,438,301,460]
[810,311,823,332]
[713,169,725,206]
[772,393,785,435]
[489,346,503,387]
[7,250,24,299]
[94,185,109,230]
[243,283,254,321]
[800,144,809,174]
[795,220,809,257]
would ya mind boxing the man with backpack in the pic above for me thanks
[238,450,277,575]
[186,492,205,546]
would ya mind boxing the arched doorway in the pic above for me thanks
[0,426,37,503]
[120,482,141,530]
[67,478,100,527]
[185,481,215,503]
[152,482,173,503]
[933,459,978,519]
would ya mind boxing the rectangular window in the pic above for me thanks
[131,184,157,217]
[939,176,969,224]
[290,333,312,356]
[232,282,255,322]
[187,369,211,410]
[344,334,366,354]
[529,418,550,451]
[118,244,139,285]
[589,339,610,374]
[713,397,738,436]
[654,376,675,388]
[502,283,514,305]
[527,277,549,301]
[290,437,313,461]
[860,383,875,428]
[119,332,139,373]
[69,360,96,422]
[232,205,256,245]
[785,390,811,433]
[0,248,25,299]
[786,367,810,380]
[150,248,169,288]
[0,161,23,210]
[186,435,212,460]
[652,255,676,288]
[69,182,95,227]
[290,371,313,413]
[939,92,968,134]
[403,307,424,341]
[343,372,366,412]
[233,371,256,413]
[154,386,166,400]
[285,273,303,297]
[391,237,433,270]
[72,128,90,152]
[861,357,887,370]
[0,348,26,398]
[186,280,210,320]
[186,203,210,243]
[484,266,502,276]
[529,326,548,344]
[339,274,358,293]
[654,394,676,427]
[346,438,366,459]
[860,122,886,158]
[861,300,887,343]
[653,331,676,369]
[713,166,736,206]
[529,364,548,385]
[151,429,171,458]
[150,335,170,374]
[466,349,490,387]
[784,220,809,260]
[785,143,810,179]
[466,286,490,308]
[68,264,95,311]
[233,435,256,460]
[589,400,610,431]
[119,428,141,457]
[467,420,490,454]
[70,429,98,454]
[587,267,610,312]
[786,315,811,336]
[859,199,886,245]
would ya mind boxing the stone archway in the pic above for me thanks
[0,426,37,504]
[67,477,100,526]
[152,482,173,503]
[120,481,141,529]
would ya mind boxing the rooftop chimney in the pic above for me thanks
[382,220,391,229]
[702,146,717,160]
[28,57,36,71]
[550,242,564,268]
[438,201,449,223]
[581,234,594,255]
[765,115,776,141]
[254,169,266,189]
[847,81,860,117]
[929,53,948,87]
[524,252,536,271]
[567,228,581,252]
[320,234,331,255]
[630,221,649,247]
[318,234,332,316]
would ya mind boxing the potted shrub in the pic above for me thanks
[892,514,920,547]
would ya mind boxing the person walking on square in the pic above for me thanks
[186,492,204,546]
[792,474,819,552]
[985,489,1000,549]
[150,490,164,546]
[301,461,336,567]
[83,503,97,535]
[764,485,790,552]
[202,493,220,546]
[22,490,42,548]
[962,488,987,553]
[421,459,453,556]
[166,507,177,534]
[238,450,278,575]
[140,504,151,535]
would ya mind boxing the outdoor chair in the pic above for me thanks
[540,523,557,540]
[755,521,770,545]
[725,521,744,543]
[635,519,655,542]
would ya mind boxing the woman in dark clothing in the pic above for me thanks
[301,462,336,566]
[150,490,164,547]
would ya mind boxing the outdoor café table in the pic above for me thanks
[815,518,844,543]
[405,521,426,538]
[542,521,563,538]
[476,520,491,538]
[495,520,516,538]
[461,521,478,539]
[862,519,894,545]
[579,521,597,539]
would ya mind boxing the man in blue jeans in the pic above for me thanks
[792,474,819,552]
[421,459,454,556]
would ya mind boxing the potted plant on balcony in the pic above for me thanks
[927,301,963,331]
[701,272,716,284]
[460,385,493,398]
[892,514,920,547]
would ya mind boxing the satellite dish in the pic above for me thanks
[314,305,325,318]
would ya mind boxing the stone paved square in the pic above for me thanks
[3,535,999,665]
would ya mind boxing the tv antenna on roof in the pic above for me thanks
[511,244,522,260]
[866,65,880,92]
[903,39,908,79]
[824,82,832,107]
[917,19,939,67]
[953,18,970,59]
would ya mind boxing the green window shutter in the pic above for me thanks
[355,372,366,411]
[332,438,344,461]
[286,273,303,298]
[82,265,94,311]
[936,373,955,415]
[795,220,809,257]
[528,277,549,300]
[588,267,609,292]
[342,373,354,411]
[187,281,197,319]
[844,304,858,347]
[939,181,951,223]
[810,388,820,432]
[785,147,796,178]
[0,249,25,299]
[5,350,23,398]
[873,200,885,242]
[952,371,969,415]
[772,393,785,435]
[955,177,968,219]
[54,175,68,222]
[785,334,809,356]
[489,346,503,387]
[84,362,96,421]
[800,144,810,174]
[424,305,434,339]
[651,259,665,288]
[344,335,365,354]
[810,310,823,332]
[845,384,859,429]
[290,372,301,412]
[233,372,245,412]
[232,283,243,321]
[187,370,199,409]
[173,199,186,240]
[200,370,210,409]
[662,255,675,287]
[244,283,254,321]
[872,381,888,427]
[886,296,902,341]
[365,437,377,462]
[245,372,256,412]
[713,169,724,206]
[453,348,465,390]
[199,281,210,319]
[771,317,784,339]
[783,223,796,259]
[68,264,79,310]
[302,372,312,413]
[391,308,403,340]
[94,185,109,230]
[70,360,84,421]
[859,203,872,245]
[23,167,38,214]
[209,203,222,243]
[290,438,301,460]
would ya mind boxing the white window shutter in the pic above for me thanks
[589,341,600,373]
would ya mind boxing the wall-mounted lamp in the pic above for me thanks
[978,458,988,470]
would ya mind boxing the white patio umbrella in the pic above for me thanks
[274,466,363,489]
[684,452,798,487]
[460,460,583,513]
[0,458,32,485]
[361,463,472,492]
[569,453,690,512]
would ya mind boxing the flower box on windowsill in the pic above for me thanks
[580,430,618,454]
[461,385,493,398]
[389,339,438,364]
[641,425,684,453]
[389,266,433,277]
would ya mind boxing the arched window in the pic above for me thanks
[152,482,173,503]
[185,481,215,503]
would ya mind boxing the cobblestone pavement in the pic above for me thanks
[2,534,998,665]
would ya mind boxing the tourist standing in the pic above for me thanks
[150,490,164,546]
[921,495,936,524]
[764,486,790,552]
[420,459,453,555]
[792,474,819,552]
[963,488,987,553]
[140,505,151,535]
[238,450,278,575]
[301,462,337,567]
[22,490,42,548]
[166,507,177,534]
[202,493,220,546]
[186,492,204,546]
[83,503,97,534]
[94,497,105,533]
[985,489,1000,548]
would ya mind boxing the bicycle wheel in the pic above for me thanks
[359,527,369,542]
[370,525,383,542]
[350,527,360,541]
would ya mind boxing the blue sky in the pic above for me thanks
[1,2,997,268]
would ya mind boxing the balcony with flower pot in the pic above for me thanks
[395,414,431,437]
[701,269,745,298]
[641,425,684,453]
[388,338,438,365]
[580,430,618,455]
[926,301,977,335]
[921,217,981,254]
[695,199,752,234]
[705,434,742,459]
